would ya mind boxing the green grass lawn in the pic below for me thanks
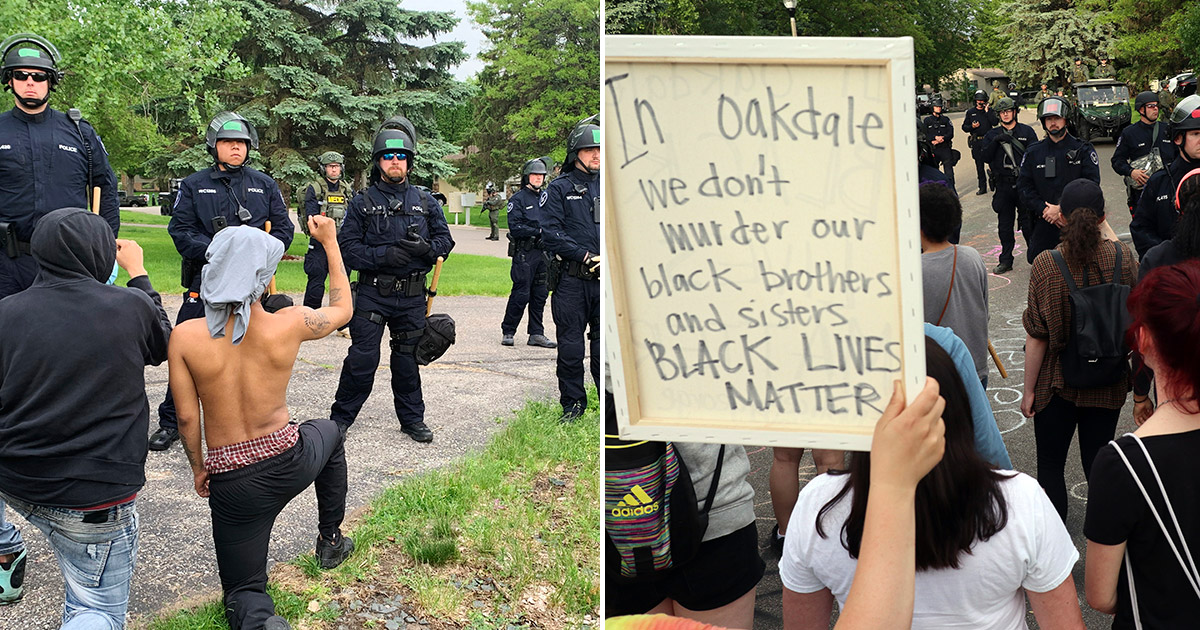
[115,225,512,297]
[142,392,600,629]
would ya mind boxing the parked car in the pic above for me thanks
[916,94,933,116]
[159,178,183,215]
[117,190,149,207]
[1069,79,1131,143]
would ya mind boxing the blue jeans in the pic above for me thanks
[0,498,24,556]
[0,493,138,629]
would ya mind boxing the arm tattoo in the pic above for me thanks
[180,434,203,471]
[304,311,331,335]
[328,287,345,305]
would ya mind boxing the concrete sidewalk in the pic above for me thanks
[4,285,574,629]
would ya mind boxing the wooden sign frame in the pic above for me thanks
[604,35,925,451]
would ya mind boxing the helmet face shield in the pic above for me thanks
[1038,97,1068,120]
[206,112,259,150]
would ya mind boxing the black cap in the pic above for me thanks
[1060,179,1105,218]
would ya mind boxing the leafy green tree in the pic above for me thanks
[460,0,600,186]
[998,0,1115,90]
[969,0,1009,68]
[605,0,783,36]
[1087,0,1190,87]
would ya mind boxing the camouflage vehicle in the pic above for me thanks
[1069,79,1132,142]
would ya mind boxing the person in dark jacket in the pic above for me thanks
[923,96,956,191]
[1131,94,1200,259]
[329,118,454,443]
[982,97,1039,273]
[962,90,998,195]
[1112,91,1176,216]
[1017,96,1101,263]
[0,208,171,626]
[541,118,600,422]
[501,157,556,349]
[0,33,119,300]
[149,111,294,452]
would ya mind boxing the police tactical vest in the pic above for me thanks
[312,179,349,229]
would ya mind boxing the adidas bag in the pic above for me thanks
[1050,244,1131,388]
[604,391,723,582]
[415,313,455,366]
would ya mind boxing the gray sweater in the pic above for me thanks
[675,442,756,541]
[922,244,990,381]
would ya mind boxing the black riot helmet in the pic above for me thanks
[931,94,944,110]
[1,33,62,87]
[521,157,551,188]
[974,90,987,104]
[563,114,600,175]
[1037,96,1070,121]
[1134,91,1159,113]
[1170,94,1200,138]
[205,112,259,170]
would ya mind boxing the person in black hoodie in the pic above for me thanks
[0,207,170,627]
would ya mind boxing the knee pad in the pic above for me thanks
[389,327,425,356]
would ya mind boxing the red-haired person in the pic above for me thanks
[1084,260,1200,627]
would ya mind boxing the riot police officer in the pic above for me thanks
[149,111,295,451]
[329,119,454,442]
[1017,96,1101,263]
[962,90,998,195]
[1112,91,1176,216]
[0,33,119,299]
[540,118,600,422]
[982,97,1039,273]
[303,150,352,309]
[501,157,556,349]
[1131,95,1200,258]
[923,96,956,190]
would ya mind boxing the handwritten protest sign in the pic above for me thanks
[605,36,924,450]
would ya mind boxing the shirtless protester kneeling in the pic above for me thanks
[169,216,354,630]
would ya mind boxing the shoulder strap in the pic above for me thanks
[936,245,957,326]
[692,444,725,517]
[1109,240,1123,285]
[1008,130,1027,154]
[1049,249,1079,293]
[1152,120,1160,145]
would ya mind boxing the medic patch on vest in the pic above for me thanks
[327,195,346,204]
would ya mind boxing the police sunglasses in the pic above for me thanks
[11,70,49,82]
[381,153,410,161]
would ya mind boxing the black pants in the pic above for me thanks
[209,419,347,630]
[971,141,988,191]
[1026,216,1062,264]
[303,244,329,310]
[158,288,206,430]
[933,146,956,192]
[551,274,600,409]
[330,284,426,427]
[1126,184,1143,218]
[993,183,1020,265]
[1033,395,1120,521]
[0,254,37,300]
[501,250,549,336]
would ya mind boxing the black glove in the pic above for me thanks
[261,293,294,313]
[385,246,412,267]
[995,133,1012,144]
[398,234,432,259]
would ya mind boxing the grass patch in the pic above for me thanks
[114,225,512,296]
[121,210,171,226]
[141,391,600,629]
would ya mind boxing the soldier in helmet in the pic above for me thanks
[982,97,1039,273]
[1037,83,1053,105]
[989,79,1005,108]
[0,33,119,300]
[923,95,956,191]
[540,117,599,422]
[482,182,503,240]
[329,118,454,443]
[302,151,353,310]
[501,157,556,349]
[1131,95,1200,257]
[148,111,295,451]
[1071,58,1090,84]
[962,89,998,195]
[1094,56,1116,79]
[1112,91,1176,217]
[1017,96,1101,263]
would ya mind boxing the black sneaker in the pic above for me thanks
[264,615,291,630]
[559,402,585,423]
[148,427,180,451]
[315,533,355,570]
[769,524,785,557]
[501,334,515,346]
[401,421,434,443]
[0,549,26,605]
[527,334,557,349]
[993,261,1013,274]
[976,188,987,195]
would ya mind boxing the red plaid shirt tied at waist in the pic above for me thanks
[204,422,299,474]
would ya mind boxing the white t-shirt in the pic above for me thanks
[779,472,1078,630]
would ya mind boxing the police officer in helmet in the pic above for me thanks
[1112,91,1176,218]
[303,151,352,310]
[963,89,998,195]
[922,95,956,191]
[329,117,454,442]
[1016,96,1101,263]
[540,117,600,422]
[1131,94,1200,258]
[501,157,556,349]
[982,97,1039,273]
[0,33,119,300]
[149,111,295,451]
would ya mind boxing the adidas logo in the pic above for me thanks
[611,485,660,517]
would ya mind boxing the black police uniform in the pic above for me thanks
[155,166,294,431]
[0,106,119,298]
[1016,133,1101,263]
[1131,155,1194,258]
[1112,119,1177,214]
[962,106,999,192]
[540,168,599,414]
[982,121,1039,266]
[330,180,454,430]
[923,112,956,190]
[501,185,550,339]
[303,178,351,309]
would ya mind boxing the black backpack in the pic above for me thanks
[415,313,455,366]
[1050,243,1131,388]
[603,391,723,582]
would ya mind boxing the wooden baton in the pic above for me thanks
[264,220,277,294]
[426,257,444,317]
[988,339,1008,379]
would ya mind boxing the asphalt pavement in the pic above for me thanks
[1,222,579,630]
[749,111,1137,630]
